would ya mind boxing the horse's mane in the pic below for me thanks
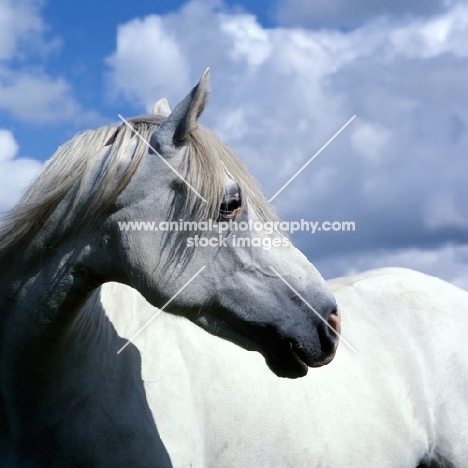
[0,115,276,260]
[0,119,148,258]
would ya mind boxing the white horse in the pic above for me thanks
[0,69,467,467]
[100,267,468,468]
[0,69,339,467]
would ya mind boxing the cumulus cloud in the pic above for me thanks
[390,3,468,58]
[351,122,392,163]
[0,0,47,60]
[0,0,90,125]
[0,68,85,124]
[106,1,468,288]
[106,15,191,111]
[0,129,42,213]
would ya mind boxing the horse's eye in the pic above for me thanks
[220,189,243,219]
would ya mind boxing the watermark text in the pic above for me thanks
[117,219,356,235]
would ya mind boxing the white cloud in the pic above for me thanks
[0,128,18,161]
[0,0,89,125]
[0,129,42,213]
[220,13,272,68]
[106,15,190,112]
[105,1,468,287]
[390,3,468,58]
[0,68,84,124]
[351,122,392,163]
[0,0,46,60]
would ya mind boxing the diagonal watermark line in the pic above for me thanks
[268,115,356,202]
[269,266,357,353]
[117,266,207,354]
[118,114,207,203]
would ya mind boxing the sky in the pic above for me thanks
[0,0,467,290]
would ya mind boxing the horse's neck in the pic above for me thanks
[0,213,125,355]
[0,240,91,360]
[0,255,110,414]
[0,276,172,466]
[0,226,173,465]
[0,235,106,436]
[1,220,105,365]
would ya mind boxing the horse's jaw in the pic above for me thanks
[192,306,340,379]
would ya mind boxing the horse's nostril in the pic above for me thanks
[328,308,341,341]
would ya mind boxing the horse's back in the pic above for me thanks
[102,268,468,467]
[331,267,468,466]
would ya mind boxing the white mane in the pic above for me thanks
[0,113,276,259]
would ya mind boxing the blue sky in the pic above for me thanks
[1,0,468,289]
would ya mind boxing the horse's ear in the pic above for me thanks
[152,98,171,116]
[150,68,210,156]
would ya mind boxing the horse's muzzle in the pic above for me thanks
[311,307,341,367]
